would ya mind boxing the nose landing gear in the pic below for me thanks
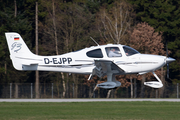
[144,72,163,88]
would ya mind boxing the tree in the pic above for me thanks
[129,22,166,97]
[0,1,33,84]
[129,0,180,82]
[95,0,135,98]
[39,0,96,98]
[130,22,165,55]
[35,1,39,98]
[97,0,134,44]
[55,2,96,98]
[85,0,115,14]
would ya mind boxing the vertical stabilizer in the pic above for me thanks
[5,32,37,70]
[5,32,34,56]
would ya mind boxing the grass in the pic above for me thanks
[0,101,180,120]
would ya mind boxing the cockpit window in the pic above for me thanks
[86,49,103,58]
[123,46,139,56]
[105,47,122,57]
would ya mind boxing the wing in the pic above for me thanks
[92,60,125,78]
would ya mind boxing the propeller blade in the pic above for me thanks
[167,63,169,79]
[165,57,175,79]
[166,40,169,78]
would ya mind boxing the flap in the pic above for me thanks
[22,62,39,66]
[92,60,125,78]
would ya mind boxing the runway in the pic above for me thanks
[0,98,180,102]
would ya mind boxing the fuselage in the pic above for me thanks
[21,44,167,75]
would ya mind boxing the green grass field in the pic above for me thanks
[0,101,180,120]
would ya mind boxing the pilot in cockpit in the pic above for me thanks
[108,48,122,57]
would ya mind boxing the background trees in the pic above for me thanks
[0,0,34,84]
[129,0,180,83]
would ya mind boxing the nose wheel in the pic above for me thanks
[144,72,163,88]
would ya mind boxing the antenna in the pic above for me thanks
[90,37,99,46]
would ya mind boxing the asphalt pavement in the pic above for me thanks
[0,98,180,102]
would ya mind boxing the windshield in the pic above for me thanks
[123,46,139,56]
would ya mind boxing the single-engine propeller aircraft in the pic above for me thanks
[5,32,175,89]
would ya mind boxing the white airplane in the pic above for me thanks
[5,32,175,89]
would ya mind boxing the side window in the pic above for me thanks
[105,47,122,57]
[86,49,103,58]
[123,46,139,56]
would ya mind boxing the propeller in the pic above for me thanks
[166,39,176,78]
[166,39,169,79]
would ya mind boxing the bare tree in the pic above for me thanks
[55,3,94,97]
[39,1,93,98]
[35,1,39,98]
[52,0,58,55]
[56,3,93,51]
[97,0,134,44]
